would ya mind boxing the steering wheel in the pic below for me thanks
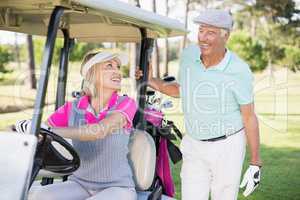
[34,128,80,174]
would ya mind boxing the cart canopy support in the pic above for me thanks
[30,6,65,137]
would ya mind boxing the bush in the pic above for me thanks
[0,45,13,73]
[228,31,268,72]
[282,45,300,72]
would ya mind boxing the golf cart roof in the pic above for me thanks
[0,0,188,42]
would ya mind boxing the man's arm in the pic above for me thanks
[50,112,126,141]
[148,78,180,98]
[135,64,180,98]
[240,103,262,166]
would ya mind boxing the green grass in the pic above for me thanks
[167,115,300,200]
[1,64,300,199]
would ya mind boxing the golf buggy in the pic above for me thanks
[0,0,187,200]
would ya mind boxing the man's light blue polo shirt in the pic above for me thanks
[178,44,254,140]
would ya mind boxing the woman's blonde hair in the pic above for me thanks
[80,50,100,97]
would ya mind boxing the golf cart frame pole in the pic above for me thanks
[55,29,74,110]
[135,29,154,130]
[30,6,65,136]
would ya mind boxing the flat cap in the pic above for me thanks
[193,9,233,31]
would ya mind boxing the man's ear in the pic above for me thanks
[220,29,230,42]
[225,31,230,41]
[223,32,230,44]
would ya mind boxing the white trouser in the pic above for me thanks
[180,130,246,200]
[28,180,137,200]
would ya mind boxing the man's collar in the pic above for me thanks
[195,46,231,71]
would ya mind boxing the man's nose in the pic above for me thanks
[198,33,207,42]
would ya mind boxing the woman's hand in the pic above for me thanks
[51,112,127,141]
[135,63,153,81]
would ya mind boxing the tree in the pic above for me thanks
[163,0,170,77]
[180,0,190,52]
[152,0,160,78]
[128,0,141,88]
[225,0,300,72]
[27,35,37,89]
[14,33,21,69]
[227,31,268,72]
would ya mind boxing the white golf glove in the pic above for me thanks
[240,165,261,197]
[15,119,50,134]
[15,119,32,134]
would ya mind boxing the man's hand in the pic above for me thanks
[240,165,261,197]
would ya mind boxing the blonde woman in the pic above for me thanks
[20,51,138,200]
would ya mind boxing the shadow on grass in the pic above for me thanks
[171,144,300,200]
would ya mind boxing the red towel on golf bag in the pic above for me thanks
[156,138,175,197]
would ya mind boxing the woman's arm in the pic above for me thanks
[49,112,126,141]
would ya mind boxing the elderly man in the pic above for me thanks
[136,9,261,200]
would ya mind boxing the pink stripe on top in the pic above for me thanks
[47,92,137,130]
